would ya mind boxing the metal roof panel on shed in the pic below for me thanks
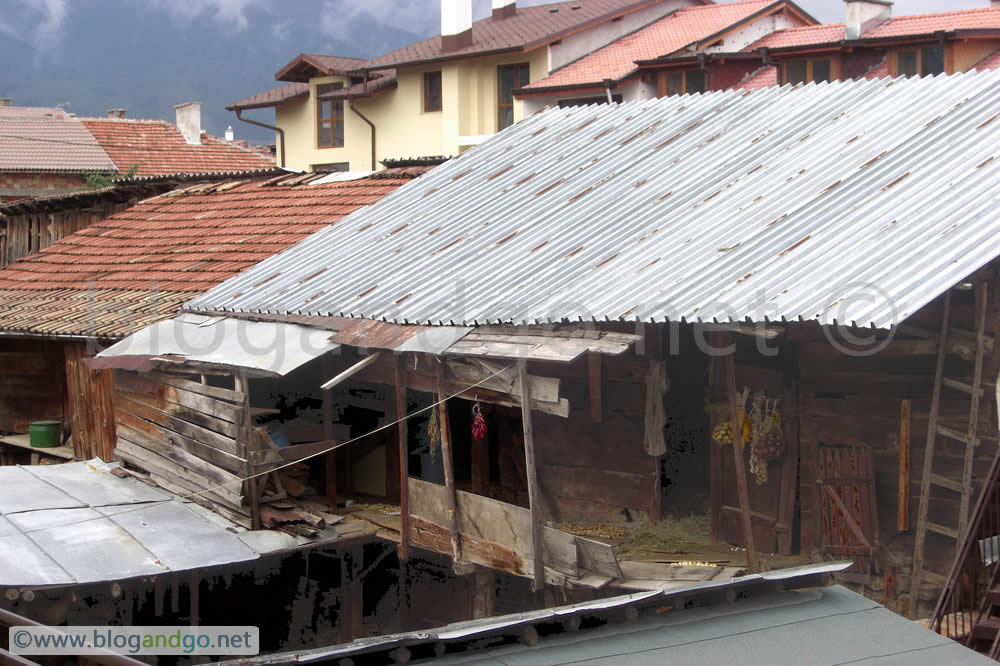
[186,71,1000,331]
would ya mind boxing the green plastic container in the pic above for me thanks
[29,420,62,448]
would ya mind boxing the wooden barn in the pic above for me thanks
[93,70,1000,622]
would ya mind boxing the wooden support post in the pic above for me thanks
[518,361,545,592]
[724,345,757,573]
[322,354,337,510]
[235,372,261,530]
[588,353,602,423]
[436,363,462,564]
[898,399,911,532]
[395,356,410,561]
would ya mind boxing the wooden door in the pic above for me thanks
[710,364,798,555]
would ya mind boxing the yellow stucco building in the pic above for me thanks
[229,0,702,172]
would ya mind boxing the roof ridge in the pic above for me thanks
[884,6,1000,22]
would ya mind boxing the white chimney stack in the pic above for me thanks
[845,0,893,40]
[175,102,202,145]
[441,0,473,51]
[0,98,11,107]
[225,125,234,142]
[107,108,126,119]
[492,0,516,19]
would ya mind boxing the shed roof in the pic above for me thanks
[0,171,423,338]
[186,71,1000,331]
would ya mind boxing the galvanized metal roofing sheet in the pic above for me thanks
[0,460,340,587]
[187,71,1000,330]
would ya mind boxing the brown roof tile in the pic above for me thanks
[0,172,424,338]
[228,82,309,110]
[366,0,698,69]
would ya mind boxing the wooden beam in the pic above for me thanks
[898,399,911,532]
[321,351,382,391]
[588,353,602,423]
[395,356,411,561]
[235,372,260,530]
[518,361,545,592]
[436,363,462,564]
[724,344,757,573]
[323,354,337,510]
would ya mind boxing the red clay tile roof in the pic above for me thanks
[744,23,844,50]
[864,58,890,80]
[0,116,117,173]
[366,0,701,70]
[734,65,778,90]
[0,172,422,338]
[748,6,1000,51]
[976,49,1000,71]
[523,0,782,91]
[79,118,276,178]
[228,82,309,110]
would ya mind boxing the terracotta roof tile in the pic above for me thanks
[734,65,778,90]
[79,118,275,177]
[748,6,1000,51]
[0,172,424,338]
[524,0,779,91]
[0,116,117,172]
[368,0,692,69]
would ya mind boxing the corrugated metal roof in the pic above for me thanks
[187,71,1000,330]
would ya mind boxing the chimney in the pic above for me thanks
[441,0,473,52]
[0,98,11,107]
[175,102,202,145]
[845,0,893,40]
[492,0,516,19]
[107,108,126,119]
[225,125,234,142]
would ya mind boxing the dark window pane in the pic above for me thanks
[319,121,331,146]
[786,60,807,85]
[665,73,684,96]
[686,69,706,93]
[425,72,442,112]
[921,46,945,76]
[313,162,349,173]
[518,64,530,87]
[499,66,514,104]
[898,50,917,77]
[498,106,514,130]
[333,120,344,147]
[812,59,831,83]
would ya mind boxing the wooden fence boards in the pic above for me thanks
[112,371,249,521]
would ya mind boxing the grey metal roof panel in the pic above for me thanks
[187,71,1000,330]
[21,461,172,507]
[0,467,85,514]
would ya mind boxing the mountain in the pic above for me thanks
[0,0,431,146]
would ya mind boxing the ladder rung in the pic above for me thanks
[927,522,959,539]
[930,473,967,493]
[937,424,975,445]
[941,377,984,396]
[922,570,949,586]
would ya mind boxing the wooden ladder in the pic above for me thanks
[912,281,990,605]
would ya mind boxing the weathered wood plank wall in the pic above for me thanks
[0,339,66,434]
[112,371,251,527]
[2,206,130,268]
[64,342,117,461]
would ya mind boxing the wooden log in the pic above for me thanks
[519,361,545,592]
[725,345,757,573]
[396,356,411,561]
[323,354,337,510]
[321,352,382,390]
[899,399,911,532]
[436,363,462,564]
[235,373,260,529]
